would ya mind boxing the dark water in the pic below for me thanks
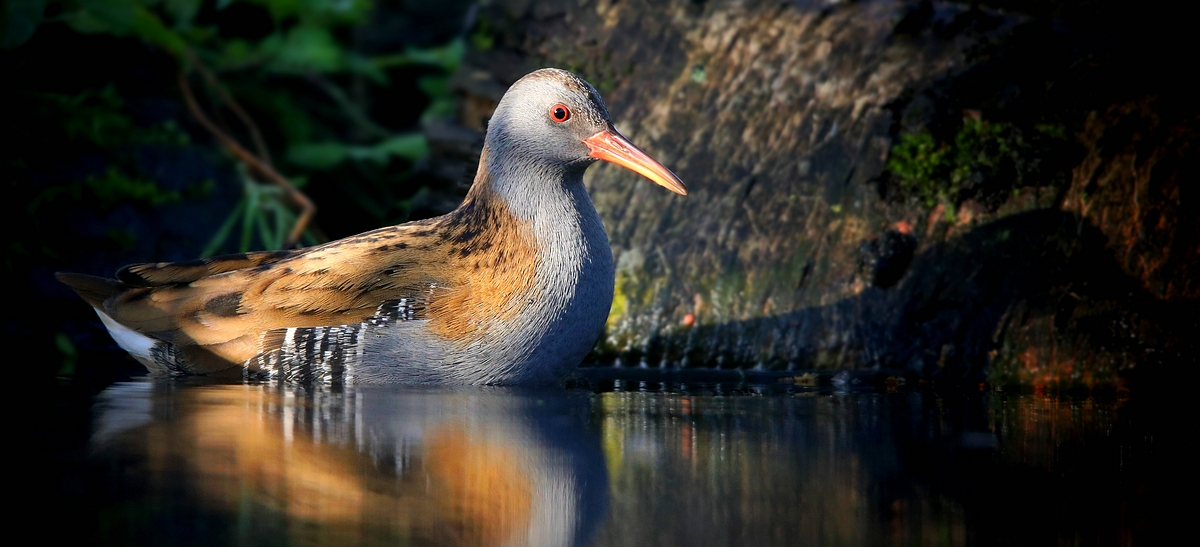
[38,372,1177,546]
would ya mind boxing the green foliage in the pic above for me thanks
[19,87,201,229]
[417,71,457,123]
[85,167,183,207]
[887,132,949,207]
[8,0,469,255]
[287,134,428,170]
[373,38,465,72]
[202,170,315,256]
[886,118,1068,214]
[468,13,494,51]
[3,82,206,279]
[39,85,190,149]
[242,0,373,24]
[28,167,179,212]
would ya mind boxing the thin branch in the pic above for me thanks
[186,49,273,165]
[178,66,315,248]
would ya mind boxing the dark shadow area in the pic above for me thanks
[639,209,1198,384]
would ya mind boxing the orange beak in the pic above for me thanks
[583,125,687,196]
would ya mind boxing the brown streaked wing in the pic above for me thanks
[116,249,299,286]
[104,226,454,367]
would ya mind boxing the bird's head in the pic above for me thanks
[486,68,687,196]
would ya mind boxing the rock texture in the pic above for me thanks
[437,0,1198,385]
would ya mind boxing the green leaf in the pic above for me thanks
[63,9,115,34]
[165,0,202,28]
[241,180,259,252]
[220,38,255,65]
[416,74,449,97]
[63,2,185,57]
[410,38,464,71]
[55,332,78,358]
[177,23,213,43]
[287,134,428,170]
[287,142,348,169]
[202,199,246,257]
[247,0,303,20]
[85,166,181,207]
[417,75,456,122]
[374,38,465,71]
[270,199,291,249]
[130,6,186,57]
[271,24,341,73]
[370,134,427,162]
[255,205,275,250]
[343,53,388,84]
[1,0,45,49]
[469,15,495,51]
[77,0,137,34]
[420,98,456,124]
[257,0,371,24]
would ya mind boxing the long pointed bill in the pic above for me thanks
[583,125,688,195]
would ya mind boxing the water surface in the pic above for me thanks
[42,374,1174,546]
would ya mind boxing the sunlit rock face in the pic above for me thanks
[440,0,1198,385]
[90,383,608,547]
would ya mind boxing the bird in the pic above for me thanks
[57,68,687,385]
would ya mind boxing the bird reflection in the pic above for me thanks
[90,381,608,547]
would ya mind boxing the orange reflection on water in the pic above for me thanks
[91,383,607,547]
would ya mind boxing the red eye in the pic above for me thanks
[549,103,571,123]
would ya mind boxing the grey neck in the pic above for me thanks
[475,150,615,383]
[484,148,592,221]
[483,149,607,287]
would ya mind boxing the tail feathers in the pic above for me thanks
[56,272,126,309]
[57,271,247,376]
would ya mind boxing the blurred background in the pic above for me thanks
[3,0,1196,388]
